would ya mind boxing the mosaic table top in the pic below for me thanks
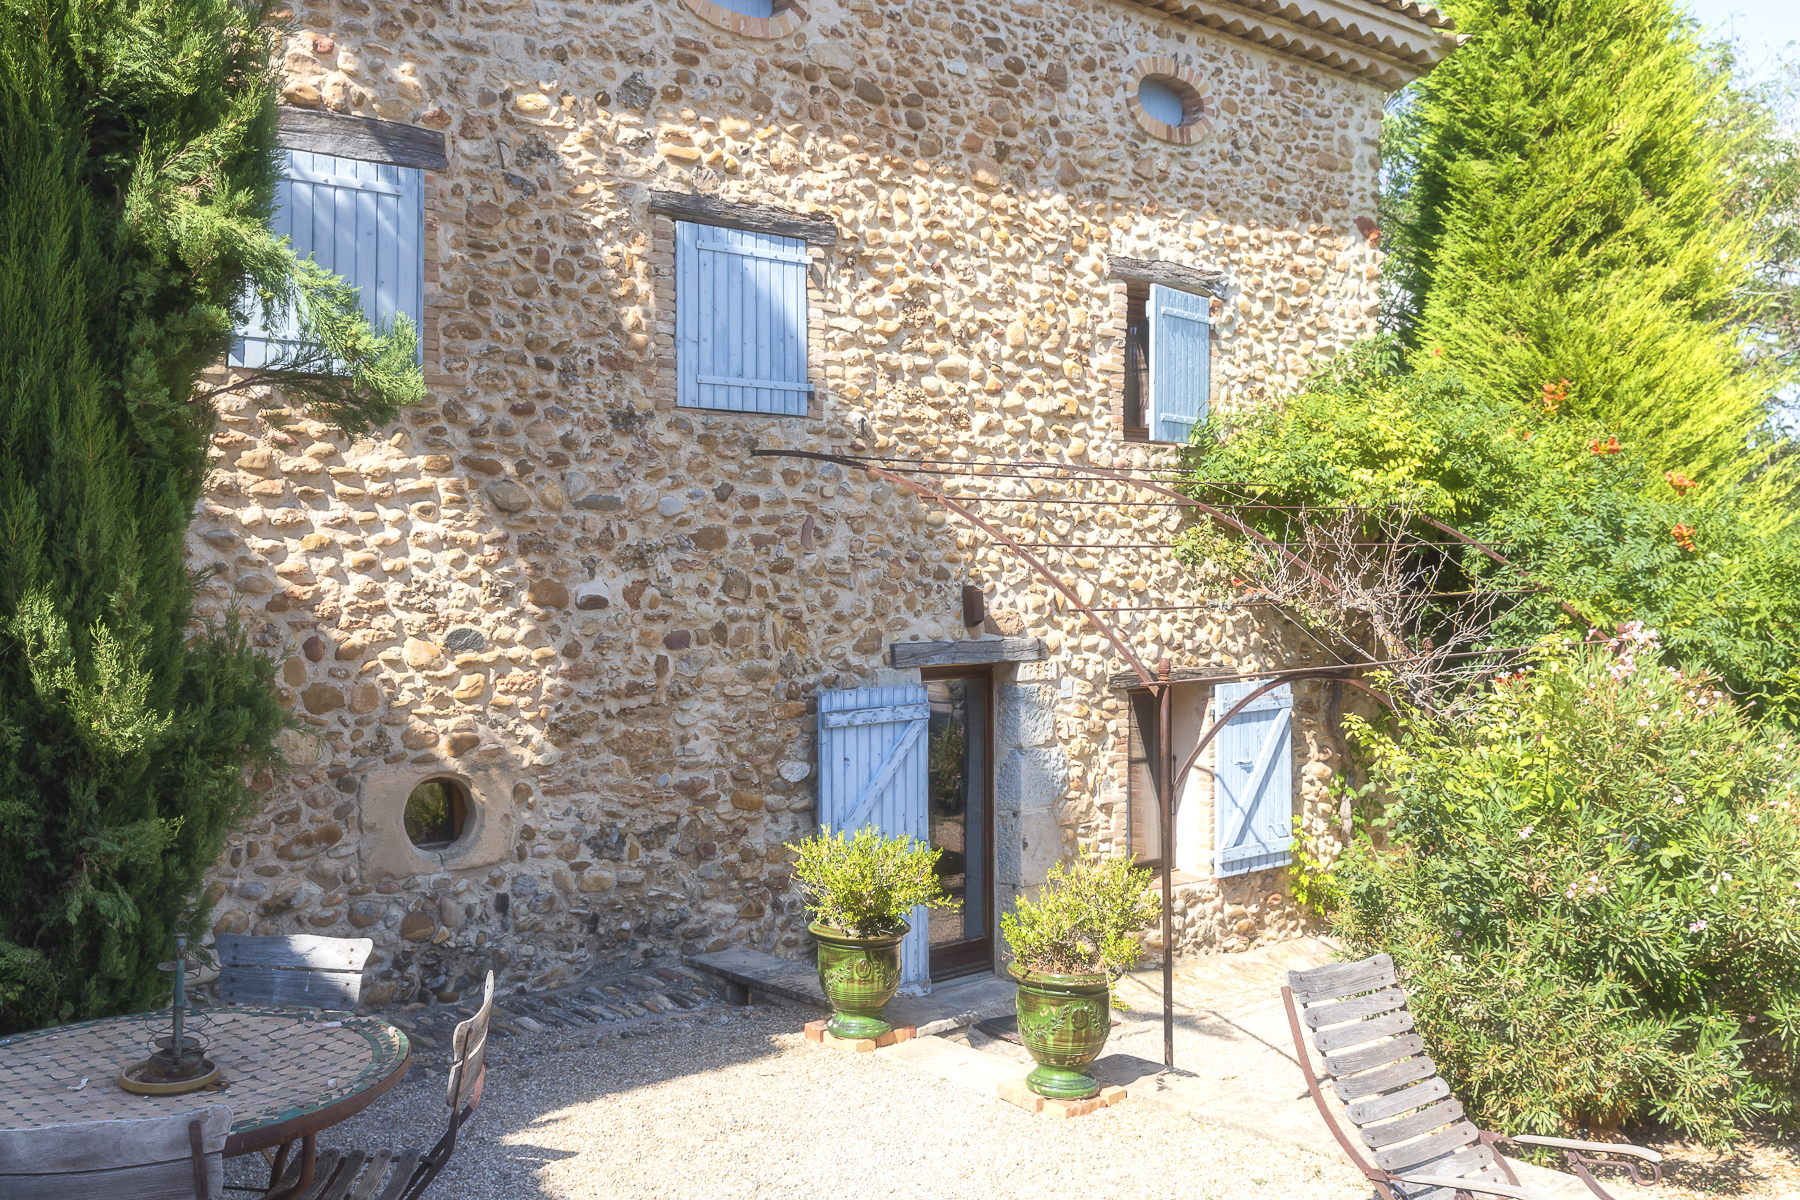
[0,1007,410,1150]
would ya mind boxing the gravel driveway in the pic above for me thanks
[227,1004,1369,1200]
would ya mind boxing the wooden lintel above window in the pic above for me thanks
[649,189,838,245]
[277,108,448,170]
[1107,665,1242,691]
[1105,253,1228,300]
[889,637,1046,669]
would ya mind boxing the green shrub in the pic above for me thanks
[788,826,957,937]
[1002,852,1160,979]
[0,0,420,1032]
[1333,636,1800,1145]
[1182,341,1800,722]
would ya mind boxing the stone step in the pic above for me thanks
[684,948,1018,1036]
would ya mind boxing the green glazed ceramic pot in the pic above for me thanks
[811,920,908,1039]
[1013,968,1112,1099]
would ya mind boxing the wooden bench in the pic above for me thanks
[216,934,374,1010]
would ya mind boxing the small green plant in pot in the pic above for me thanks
[1002,851,1158,1099]
[788,826,959,1039]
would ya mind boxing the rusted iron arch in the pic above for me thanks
[1410,512,1592,629]
[889,455,1576,632]
[749,449,1465,1072]
[751,448,1161,687]
[1070,460,1343,598]
[839,454,1342,596]
[1172,671,1397,790]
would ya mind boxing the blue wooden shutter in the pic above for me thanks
[232,148,425,368]
[1147,283,1210,444]
[1211,680,1294,877]
[676,221,811,415]
[817,685,931,985]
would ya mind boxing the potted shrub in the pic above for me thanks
[788,826,959,1038]
[1002,851,1159,1099]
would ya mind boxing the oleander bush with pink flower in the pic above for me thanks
[1329,633,1800,1146]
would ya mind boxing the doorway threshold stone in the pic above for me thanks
[684,948,1016,1036]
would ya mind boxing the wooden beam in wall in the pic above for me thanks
[1107,665,1242,691]
[889,638,1047,668]
[277,108,449,170]
[1105,253,1228,299]
[649,189,839,245]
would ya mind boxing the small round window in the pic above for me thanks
[1137,76,1202,129]
[1137,78,1188,127]
[404,778,469,849]
[679,0,804,37]
[1128,63,1211,144]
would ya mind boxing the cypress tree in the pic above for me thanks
[1383,0,1793,487]
[0,0,420,1032]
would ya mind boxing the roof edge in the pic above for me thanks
[1123,0,1461,88]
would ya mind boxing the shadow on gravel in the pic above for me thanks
[223,1000,815,1199]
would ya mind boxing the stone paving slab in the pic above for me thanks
[685,948,825,1009]
[879,1033,1032,1094]
[685,948,1017,1035]
[963,937,1605,1200]
[888,971,1019,1035]
[377,961,722,1049]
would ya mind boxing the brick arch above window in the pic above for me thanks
[1125,59,1214,146]
[679,0,807,39]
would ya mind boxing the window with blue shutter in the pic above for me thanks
[1126,689,1164,865]
[1146,282,1210,444]
[817,685,932,985]
[675,221,811,416]
[232,149,425,369]
[1211,680,1294,877]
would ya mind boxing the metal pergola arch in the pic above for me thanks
[752,448,1529,1067]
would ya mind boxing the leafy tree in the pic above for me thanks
[0,0,420,1033]
[1733,56,1800,415]
[1379,0,1793,487]
[1185,344,1800,718]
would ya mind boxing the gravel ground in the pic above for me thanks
[227,1004,1370,1200]
[222,1000,1800,1200]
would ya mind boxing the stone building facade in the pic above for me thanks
[195,0,1454,1005]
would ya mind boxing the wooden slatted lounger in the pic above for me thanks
[1282,954,1665,1200]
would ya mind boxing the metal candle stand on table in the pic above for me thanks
[119,933,225,1096]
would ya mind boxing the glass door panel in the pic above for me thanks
[925,674,989,977]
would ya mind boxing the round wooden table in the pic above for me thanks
[0,1006,410,1196]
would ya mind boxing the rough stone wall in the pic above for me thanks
[195,0,1397,1005]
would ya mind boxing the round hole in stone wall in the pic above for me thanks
[404,778,469,850]
[1135,75,1204,131]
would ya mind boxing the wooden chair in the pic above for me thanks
[0,1104,233,1200]
[216,934,374,1010]
[270,970,493,1200]
[1283,954,1665,1200]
